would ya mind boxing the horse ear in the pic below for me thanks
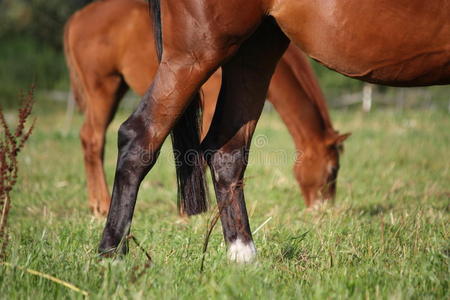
[334,132,351,145]
[326,132,351,146]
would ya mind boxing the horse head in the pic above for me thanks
[295,131,351,208]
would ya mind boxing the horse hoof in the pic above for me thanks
[228,239,257,263]
[306,199,329,212]
[98,208,109,217]
[98,248,118,259]
[98,243,128,258]
[90,204,109,218]
[92,210,106,219]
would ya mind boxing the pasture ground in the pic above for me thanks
[0,97,449,299]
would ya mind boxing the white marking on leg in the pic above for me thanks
[228,238,256,263]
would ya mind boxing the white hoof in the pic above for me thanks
[228,239,257,263]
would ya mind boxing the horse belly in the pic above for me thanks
[272,0,450,86]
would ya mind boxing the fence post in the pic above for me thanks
[362,83,373,112]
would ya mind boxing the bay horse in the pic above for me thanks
[64,0,349,217]
[99,0,449,262]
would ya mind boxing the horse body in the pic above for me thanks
[271,0,450,85]
[64,0,346,216]
[98,0,449,262]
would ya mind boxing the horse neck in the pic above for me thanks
[269,47,336,152]
[285,45,335,130]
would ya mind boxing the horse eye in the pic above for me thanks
[329,165,339,178]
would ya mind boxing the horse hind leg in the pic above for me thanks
[80,75,127,217]
[202,19,289,263]
[98,47,234,255]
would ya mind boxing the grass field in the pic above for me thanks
[1,97,449,299]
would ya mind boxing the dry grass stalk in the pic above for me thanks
[127,234,153,283]
[0,262,89,297]
[0,87,35,261]
[200,179,245,273]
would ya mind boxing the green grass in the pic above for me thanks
[1,99,449,299]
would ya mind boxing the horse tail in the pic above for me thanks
[63,13,87,112]
[149,0,209,215]
[148,0,162,60]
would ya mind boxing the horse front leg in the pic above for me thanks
[202,19,289,262]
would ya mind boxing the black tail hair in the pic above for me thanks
[148,0,162,60]
[149,0,208,215]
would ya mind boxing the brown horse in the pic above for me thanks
[99,0,449,262]
[64,0,348,217]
